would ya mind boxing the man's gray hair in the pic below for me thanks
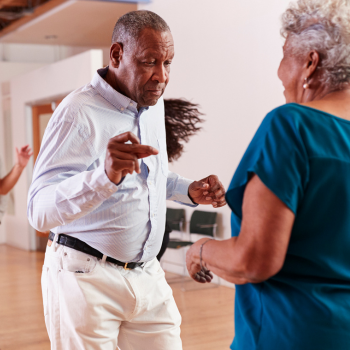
[281,0,350,89]
[112,10,170,48]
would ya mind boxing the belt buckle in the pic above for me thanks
[124,262,130,270]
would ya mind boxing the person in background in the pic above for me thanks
[0,145,32,223]
[186,0,350,349]
[157,98,204,261]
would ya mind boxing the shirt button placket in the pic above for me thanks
[139,110,154,253]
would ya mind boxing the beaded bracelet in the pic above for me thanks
[199,238,213,271]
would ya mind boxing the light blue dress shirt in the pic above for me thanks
[27,67,195,262]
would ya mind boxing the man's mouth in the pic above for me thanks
[147,90,162,97]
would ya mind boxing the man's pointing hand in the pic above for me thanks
[105,132,159,184]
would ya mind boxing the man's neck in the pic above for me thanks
[102,66,146,112]
[104,67,125,96]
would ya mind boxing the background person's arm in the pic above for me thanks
[186,174,295,284]
[0,145,32,195]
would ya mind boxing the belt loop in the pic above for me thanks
[101,254,107,267]
[51,233,58,252]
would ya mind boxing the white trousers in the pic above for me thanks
[41,241,182,350]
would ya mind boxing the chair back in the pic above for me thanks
[189,210,217,237]
[166,208,185,231]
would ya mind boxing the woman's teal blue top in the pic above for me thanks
[226,103,350,350]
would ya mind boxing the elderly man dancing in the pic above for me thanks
[28,10,225,350]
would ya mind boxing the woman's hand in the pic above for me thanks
[186,238,214,283]
[186,175,296,286]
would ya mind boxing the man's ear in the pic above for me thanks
[110,42,124,68]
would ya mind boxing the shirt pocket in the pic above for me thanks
[158,137,169,177]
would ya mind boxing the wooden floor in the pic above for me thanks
[0,244,235,350]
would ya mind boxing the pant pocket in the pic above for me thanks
[61,246,98,275]
[41,265,49,316]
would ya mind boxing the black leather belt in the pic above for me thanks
[48,231,144,270]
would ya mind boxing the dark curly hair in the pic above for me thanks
[164,98,204,162]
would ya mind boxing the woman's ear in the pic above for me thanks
[110,42,124,68]
[305,50,320,78]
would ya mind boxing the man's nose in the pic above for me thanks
[152,64,168,84]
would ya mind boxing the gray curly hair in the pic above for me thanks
[281,0,350,89]
[112,10,170,49]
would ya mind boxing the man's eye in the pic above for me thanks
[144,61,155,66]
[165,61,172,67]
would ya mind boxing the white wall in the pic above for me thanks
[0,61,47,244]
[4,49,103,250]
[0,43,110,66]
[140,0,290,286]
[0,61,45,81]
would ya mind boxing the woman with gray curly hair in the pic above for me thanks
[186,0,350,349]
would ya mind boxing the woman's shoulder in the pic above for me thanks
[262,103,333,136]
[256,103,307,139]
[266,103,350,136]
[267,102,350,123]
[265,103,309,123]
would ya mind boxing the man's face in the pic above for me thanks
[115,28,174,107]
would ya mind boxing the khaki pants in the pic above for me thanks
[41,241,182,350]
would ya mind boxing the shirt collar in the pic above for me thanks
[91,66,138,113]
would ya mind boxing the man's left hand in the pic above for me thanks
[188,175,226,208]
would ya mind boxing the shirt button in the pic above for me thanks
[109,189,113,193]
[129,102,133,106]
[120,107,124,111]
[89,205,93,208]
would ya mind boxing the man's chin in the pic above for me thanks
[141,97,161,107]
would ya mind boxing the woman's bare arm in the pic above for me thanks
[186,174,295,284]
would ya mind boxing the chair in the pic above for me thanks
[190,210,217,237]
[166,208,192,250]
[164,209,219,290]
[166,208,186,231]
